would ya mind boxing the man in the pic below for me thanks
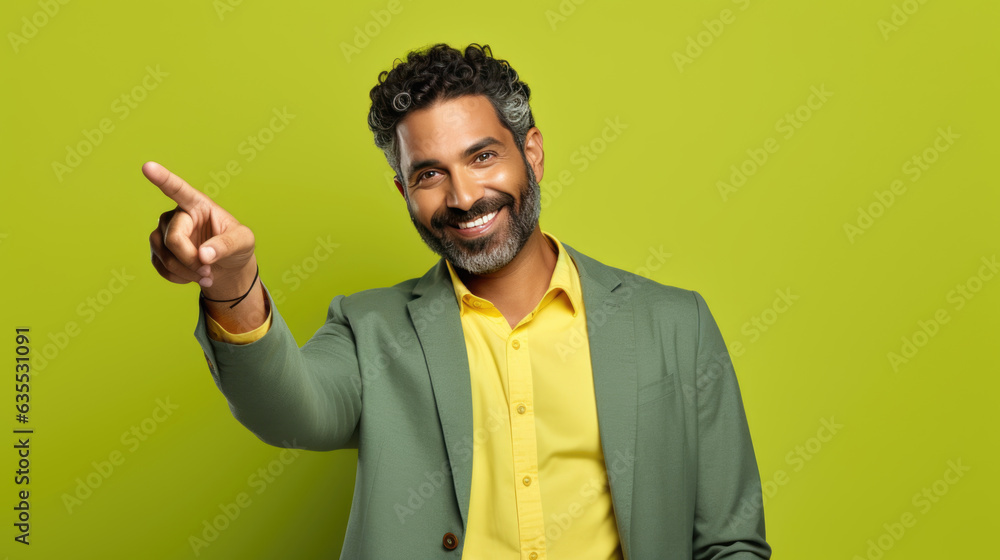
[146,43,771,559]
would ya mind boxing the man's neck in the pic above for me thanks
[453,228,558,328]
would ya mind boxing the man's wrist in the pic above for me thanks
[200,255,258,302]
[201,265,259,308]
[201,281,269,333]
[200,256,269,333]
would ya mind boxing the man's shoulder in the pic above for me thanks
[335,259,451,316]
[563,242,701,308]
[338,276,421,312]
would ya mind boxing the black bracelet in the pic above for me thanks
[200,265,259,309]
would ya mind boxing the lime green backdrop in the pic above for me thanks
[2,0,997,558]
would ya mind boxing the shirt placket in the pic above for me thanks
[507,327,546,560]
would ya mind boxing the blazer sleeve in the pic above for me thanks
[691,291,772,559]
[194,286,362,451]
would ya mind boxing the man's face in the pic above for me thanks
[394,95,544,275]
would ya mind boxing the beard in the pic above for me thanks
[408,161,541,275]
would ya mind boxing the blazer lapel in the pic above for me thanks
[564,244,637,555]
[407,259,475,530]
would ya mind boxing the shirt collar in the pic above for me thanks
[445,230,582,318]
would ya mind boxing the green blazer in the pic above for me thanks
[195,244,771,559]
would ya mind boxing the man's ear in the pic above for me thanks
[523,127,544,183]
[393,176,406,199]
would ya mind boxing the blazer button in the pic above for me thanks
[442,532,459,550]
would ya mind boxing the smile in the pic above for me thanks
[456,210,499,230]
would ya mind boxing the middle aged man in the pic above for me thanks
[145,43,770,559]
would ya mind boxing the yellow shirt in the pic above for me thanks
[445,232,620,560]
[206,232,621,558]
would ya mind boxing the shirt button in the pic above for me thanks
[522,476,532,486]
[512,340,521,349]
[529,553,538,560]
[473,301,482,308]
[516,404,526,414]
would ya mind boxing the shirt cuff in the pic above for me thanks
[205,307,272,344]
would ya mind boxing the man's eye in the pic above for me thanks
[475,152,495,162]
[419,170,439,181]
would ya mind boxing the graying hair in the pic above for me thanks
[367,43,535,184]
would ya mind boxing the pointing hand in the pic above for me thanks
[144,161,256,295]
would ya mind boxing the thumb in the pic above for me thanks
[199,224,254,267]
[198,244,218,265]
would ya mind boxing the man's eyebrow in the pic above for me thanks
[406,136,504,181]
[462,136,503,158]
[406,157,440,181]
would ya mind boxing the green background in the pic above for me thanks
[2,0,998,558]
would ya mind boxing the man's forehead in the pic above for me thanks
[396,95,509,162]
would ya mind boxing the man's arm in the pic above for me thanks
[691,291,772,559]
[145,161,362,450]
[195,286,362,451]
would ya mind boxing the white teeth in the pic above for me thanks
[458,210,497,229]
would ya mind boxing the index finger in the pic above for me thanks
[142,161,207,211]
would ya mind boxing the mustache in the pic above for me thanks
[431,192,515,229]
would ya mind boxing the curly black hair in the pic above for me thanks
[367,43,535,180]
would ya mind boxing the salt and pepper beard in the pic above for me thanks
[407,158,541,275]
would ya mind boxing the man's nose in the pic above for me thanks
[446,170,485,211]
